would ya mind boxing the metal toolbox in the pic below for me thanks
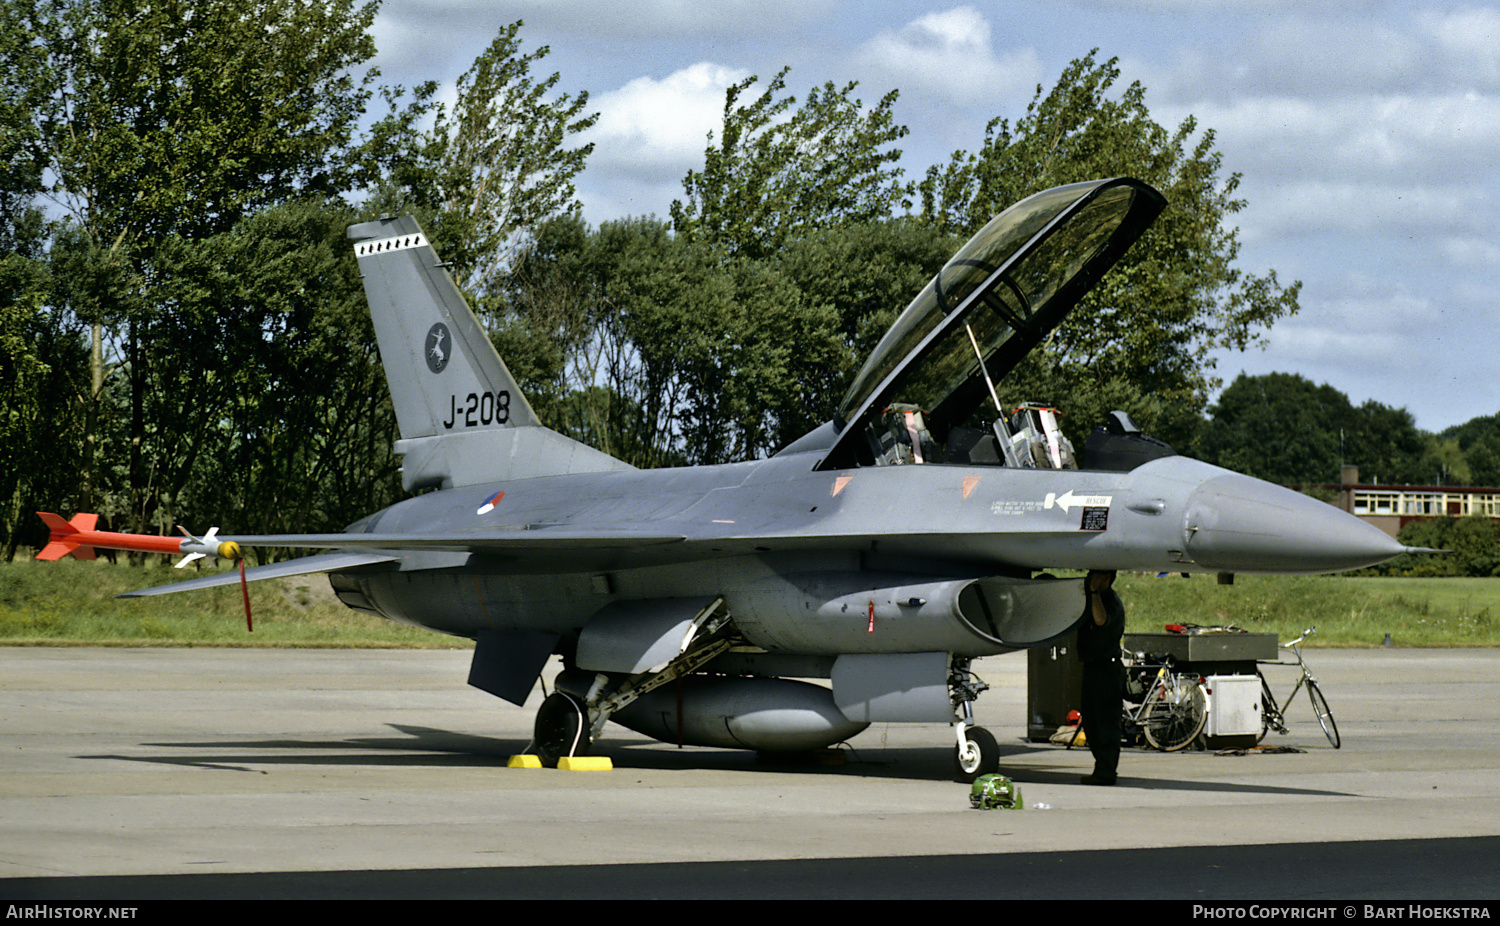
[1123,632,1278,663]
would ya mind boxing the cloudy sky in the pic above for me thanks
[367,1,1500,434]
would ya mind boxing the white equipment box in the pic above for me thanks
[1206,675,1262,737]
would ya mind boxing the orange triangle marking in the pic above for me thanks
[963,475,981,499]
[832,476,853,497]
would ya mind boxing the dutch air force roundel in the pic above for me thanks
[425,323,451,373]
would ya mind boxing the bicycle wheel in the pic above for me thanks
[1142,676,1207,751]
[1307,681,1340,749]
[1257,675,1280,744]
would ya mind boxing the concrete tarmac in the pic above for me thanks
[1,647,1497,898]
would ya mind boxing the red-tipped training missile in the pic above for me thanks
[36,512,242,566]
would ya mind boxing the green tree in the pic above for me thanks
[489,213,617,452]
[155,199,401,545]
[499,216,704,467]
[8,0,377,240]
[1345,400,1431,486]
[1441,414,1500,486]
[1197,372,1430,485]
[1421,436,1472,486]
[499,220,955,468]
[1376,516,1500,577]
[1,0,382,540]
[772,219,959,443]
[582,219,815,466]
[383,21,597,303]
[500,216,853,466]
[0,202,91,559]
[919,51,1300,433]
[1198,373,1353,483]
[670,69,911,261]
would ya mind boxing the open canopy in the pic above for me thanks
[819,178,1167,470]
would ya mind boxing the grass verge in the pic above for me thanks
[0,557,462,647]
[1118,573,1500,647]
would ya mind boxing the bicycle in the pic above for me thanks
[1122,653,1207,751]
[1258,625,1340,748]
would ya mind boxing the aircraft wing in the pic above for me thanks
[119,552,400,597]
[113,522,1025,600]
[213,530,688,553]
[114,530,689,598]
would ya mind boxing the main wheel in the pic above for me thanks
[1307,681,1340,748]
[534,691,592,767]
[1142,677,1207,752]
[953,725,999,783]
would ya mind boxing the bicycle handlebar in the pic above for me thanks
[1280,625,1317,649]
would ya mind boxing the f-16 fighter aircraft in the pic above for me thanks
[39,178,1413,779]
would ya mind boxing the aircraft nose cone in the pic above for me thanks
[1184,473,1406,573]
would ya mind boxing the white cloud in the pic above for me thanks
[1418,6,1500,87]
[1096,0,1303,9]
[1359,93,1500,177]
[854,6,1042,107]
[1186,92,1500,172]
[1440,236,1500,269]
[1251,20,1422,96]
[574,62,753,217]
[1260,324,1406,371]
[1224,271,1500,429]
[1233,283,1426,395]
[1246,180,1475,243]
[1148,7,1500,113]
[585,63,751,178]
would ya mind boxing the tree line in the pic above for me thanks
[3,2,1476,563]
[1195,371,1500,489]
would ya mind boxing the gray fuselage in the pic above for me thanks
[334,449,1403,653]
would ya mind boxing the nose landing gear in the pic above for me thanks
[950,657,998,782]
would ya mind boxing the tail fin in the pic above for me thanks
[36,512,97,561]
[347,216,630,490]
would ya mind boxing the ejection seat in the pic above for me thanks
[1009,403,1077,469]
[869,404,940,465]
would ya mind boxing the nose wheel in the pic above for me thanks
[954,724,999,782]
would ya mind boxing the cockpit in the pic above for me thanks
[871,401,1077,470]
[813,178,1173,474]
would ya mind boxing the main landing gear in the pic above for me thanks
[950,657,998,782]
[530,598,734,767]
[533,691,591,767]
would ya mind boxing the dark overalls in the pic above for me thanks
[1077,587,1126,782]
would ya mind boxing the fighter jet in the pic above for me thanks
[39,178,1412,779]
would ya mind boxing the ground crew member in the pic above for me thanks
[1078,570,1125,785]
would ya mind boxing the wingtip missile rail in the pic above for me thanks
[36,512,242,568]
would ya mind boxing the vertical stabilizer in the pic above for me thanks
[350,215,539,437]
[348,216,630,490]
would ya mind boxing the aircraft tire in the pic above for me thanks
[534,691,591,767]
[953,725,999,783]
